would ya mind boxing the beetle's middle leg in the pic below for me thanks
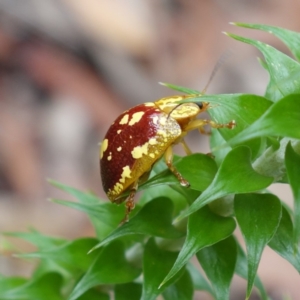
[165,146,190,187]
[120,181,138,225]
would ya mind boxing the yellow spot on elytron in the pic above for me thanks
[144,102,155,107]
[119,165,131,183]
[119,114,129,125]
[131,143,149,159]
[149,153,155,158]
[152,116,158,124]
[129,111,145,126]
[117,129,122,134]
[100,139,108,159]
[107,152,112,161]
[117,146,122,152]
[111,182,123,195]
[149,138,157,145]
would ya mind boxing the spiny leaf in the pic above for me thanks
[175,146,273,222]
[160,206,236,287]
[197,236,237,300]
[235,193,282,299]
[233,23,300,61]
[141,238,180,300]
[0,273,63,300]
[268,205,300,272]
[162,269,194,300]
[160,82,200,95]
[234,242,269,300]
[186,263,213,294]
[115,283,142,300]
[50,199,126,240]
[227,94,300,146]
[17,238,99,273]
[141,153,217,192]
[226,32,300,101]
[68,240,141,300]
[89,197,184,252]
[48,179,101,204]
[285,142,300,249]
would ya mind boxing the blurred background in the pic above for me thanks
[0,0,299,299]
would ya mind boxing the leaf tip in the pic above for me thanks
[159,82,166,86]
[47,178,55,184]
[173,213,186,224]
[87,247,96,255]
[158,280,166,290]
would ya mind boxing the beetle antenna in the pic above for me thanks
[167,103,183,119]
[201,50,232,95]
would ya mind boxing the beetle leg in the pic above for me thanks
[184,119,236,132]
[165,146,190,187]
[181,139,192,155]
[119,181,138,225]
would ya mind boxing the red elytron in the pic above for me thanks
[100,95,235,222]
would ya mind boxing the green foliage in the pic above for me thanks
[2,23,300,300]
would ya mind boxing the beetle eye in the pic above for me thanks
[196,102,203,109]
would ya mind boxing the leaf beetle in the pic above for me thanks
[100,93,235,223]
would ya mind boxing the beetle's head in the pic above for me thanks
[154,95,210,121]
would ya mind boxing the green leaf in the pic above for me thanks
[0,277,27,292]
[50,199,126,240]
[18,238,99,273]
[115,283,142,300]
[285,142,300,248]
[0,272,63,300]
[186,263,213,294]
[156,93,272,159]
[234,243,269,300]
[160,206,236,287]
[233,23,300,61]
[268,205,300,272]
[90,197,184,252]
[228,95,300,146]
[226,32,300,101]
[49,180,105,237]
[68,240,141,300]
[234,193,282,299]
[160,82,200,95]
[179,93,272,156]
[77,289,109,300]
[176,146,273,221]
[141,154,218,192]
[141,238,180,300]
[4,230,65,250]
[206,94,271,141]
[196,236,237,300]
[204,93,272,160]
[210,129,231,165]
[253,137,291,182]
[48,179,101,204]
[162,269,194,300]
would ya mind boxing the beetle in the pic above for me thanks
[100,94,236,223]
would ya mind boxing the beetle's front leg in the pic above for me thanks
[184,119,236,132]
[165,146,190,187]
